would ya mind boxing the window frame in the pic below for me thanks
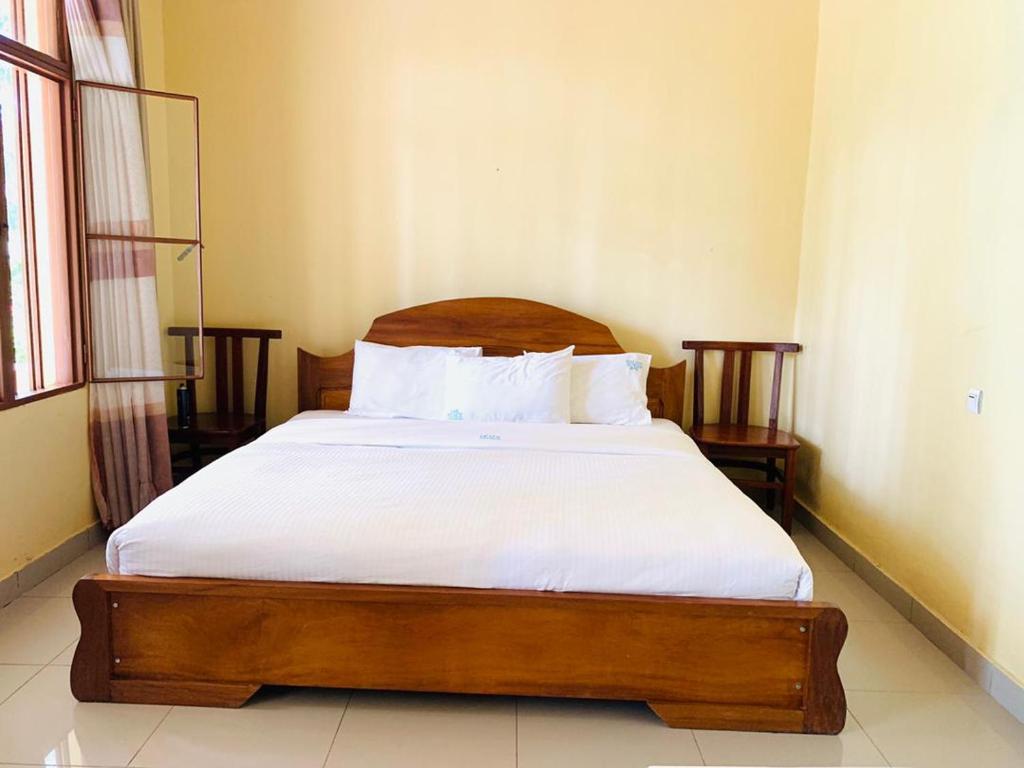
[0,5,84,410]
[75,80,205,384]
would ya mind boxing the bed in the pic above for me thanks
[72,297,847,734]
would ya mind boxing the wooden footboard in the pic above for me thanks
[71,574,847,733]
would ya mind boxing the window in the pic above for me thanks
[0,0,81,407]
[76,81,203,383]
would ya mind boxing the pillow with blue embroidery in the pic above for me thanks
[443,346,574,423]
[570,352,652,425]
[349,340,482,420]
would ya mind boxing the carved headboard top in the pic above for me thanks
[297,297,685,425]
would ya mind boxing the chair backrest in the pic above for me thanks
[682,341,800,429]
[168,327,282,421]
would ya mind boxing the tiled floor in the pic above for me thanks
[1,529,1023,767]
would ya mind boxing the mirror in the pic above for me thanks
[77,82,202,381]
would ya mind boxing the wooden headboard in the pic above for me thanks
[297,297,685,425]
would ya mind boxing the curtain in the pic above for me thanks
[65,0,171,528]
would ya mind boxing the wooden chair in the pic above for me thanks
[682,341,802,533]
[167,326,282,482]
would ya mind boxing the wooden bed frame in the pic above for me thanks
[72,297,847,734]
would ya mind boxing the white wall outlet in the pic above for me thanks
[966,388,983,414]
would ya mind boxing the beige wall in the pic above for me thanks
[795,0,1024,684]
[0,389,94,580]
[150,0,819,427]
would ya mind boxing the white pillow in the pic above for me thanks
[348,340,482,419]
[443,346,574,423]
[571,352,653,425]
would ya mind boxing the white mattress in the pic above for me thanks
[107,412,813,601]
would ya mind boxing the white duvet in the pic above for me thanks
[108,412,813,600]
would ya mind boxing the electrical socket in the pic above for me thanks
[966,388,983,415]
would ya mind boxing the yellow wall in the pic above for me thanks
[149,0,819,427]
[795,0,1024,683]
[0,389,94,580]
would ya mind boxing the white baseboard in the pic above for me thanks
[795,501,1024,725]
[0,521,105,607]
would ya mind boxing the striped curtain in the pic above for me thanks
[65,0,171,528]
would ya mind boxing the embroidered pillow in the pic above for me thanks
[443,346,574,423]
[570,352,652,425]
[348,340,482,420]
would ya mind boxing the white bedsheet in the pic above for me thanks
[107,412,813,600]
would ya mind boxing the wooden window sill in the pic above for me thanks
[0,381,86,412]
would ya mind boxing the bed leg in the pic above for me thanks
[650,605,848,734]
[647,701,806,732]
[802,605,848,734]
[71,576,112,702]
[71,576,261,708]
[110,680,262,707]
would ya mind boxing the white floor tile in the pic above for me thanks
[693,710,887,766]
[792,528,852,574]
[25,547,108,598]
[0,598,79,664]
[0,664,40,704]
[325,691,515,768]
[49,641,77,666]
[517,697,702,768]
[841,621,979,693]
[813,570,905,622]
[849,690,1024,768]
[0,666,169,767]
[131,686,349,768]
